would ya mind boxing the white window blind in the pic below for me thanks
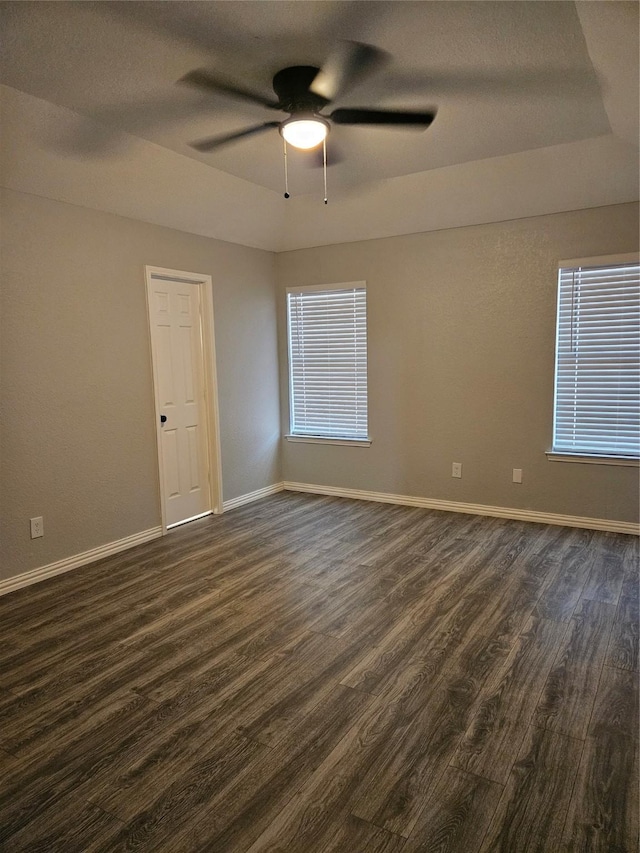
[553,258,640,458]
[287,283,368,440]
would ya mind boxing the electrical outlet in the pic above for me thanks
[512,468,523,484]
[30,516,44,539]
[452,462,462,479]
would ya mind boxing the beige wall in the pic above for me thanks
[0,189,280,580]
[277,203,639,525]
[2,192,637,585]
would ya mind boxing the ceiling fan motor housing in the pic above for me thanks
[272,66,329,114]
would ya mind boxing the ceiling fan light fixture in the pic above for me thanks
[280,115,329,150]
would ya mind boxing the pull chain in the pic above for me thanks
[283,138,290,199]
[323,138,328,205]
[282,136,328,204]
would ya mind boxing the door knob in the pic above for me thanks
[160,415,167,424]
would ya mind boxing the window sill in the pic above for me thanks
[285,434,371,447]
[546,452,639,467]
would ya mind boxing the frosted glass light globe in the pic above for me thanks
[280,118,329,150]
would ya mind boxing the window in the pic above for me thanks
[287,282,368,442]
[552,255,640,460]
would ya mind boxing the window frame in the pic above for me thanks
[548,252,640,466]
[285,281,370,446]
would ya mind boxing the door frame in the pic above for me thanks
[145,265,224,533]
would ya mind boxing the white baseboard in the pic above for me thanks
[0,526,163,597]
[282,481,639,535]
[3,481,634,598]
[223,482,285,512]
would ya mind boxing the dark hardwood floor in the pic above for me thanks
[0,492,637,852]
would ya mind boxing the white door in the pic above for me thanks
[147,273,215,528]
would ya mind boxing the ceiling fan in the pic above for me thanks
[179,41,437,155]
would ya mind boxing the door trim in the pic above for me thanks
[145,265,224,533]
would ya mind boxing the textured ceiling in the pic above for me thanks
[0,1,618,193]
[0,2,638,250]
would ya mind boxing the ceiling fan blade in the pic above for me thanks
[179,69,280,110]
[190,122,280,152]
[310,41,387,103]
[329,108,437,127]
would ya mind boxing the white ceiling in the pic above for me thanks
[1,1,638,251]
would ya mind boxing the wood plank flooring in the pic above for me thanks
[0,492,638,852]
